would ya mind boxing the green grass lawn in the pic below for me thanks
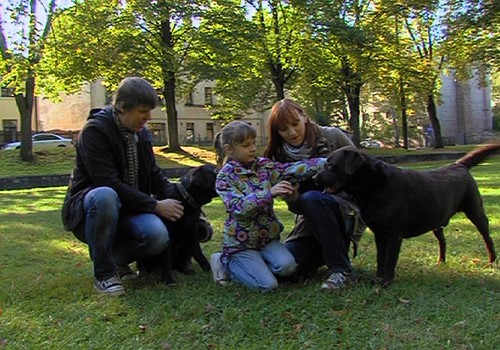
[0,146,217,177]
[0,152,499,349]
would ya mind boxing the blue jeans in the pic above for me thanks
[289,191,352,274]
[72,187,170,280]
[226,240,297,292]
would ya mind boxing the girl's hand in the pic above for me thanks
[271,180,295,199]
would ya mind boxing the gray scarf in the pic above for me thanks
[282,142,312,161]
[282,127,333,161]
[114,111,139,189]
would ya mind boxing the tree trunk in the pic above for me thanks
[163,72,181,152]
[160,12,181,152]
[15,75,35,162]
[340,59,362,145]
[399,79,408,149]
[269,59,285,101]
[427,93,444,148]
[272,76,285,101]
[346,85,361,145]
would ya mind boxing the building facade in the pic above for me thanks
[0,73,493,147]
[0,79,268,147]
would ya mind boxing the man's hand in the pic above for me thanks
[155,199,184,222]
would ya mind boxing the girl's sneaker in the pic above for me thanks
[210,253,229,285]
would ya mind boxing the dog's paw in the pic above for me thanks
[371,277,392,288]
[174,261,196,274]
[380,279,392,288]
[177,267,196,275]
[162,275,178,286]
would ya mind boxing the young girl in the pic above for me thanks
[211,120,326,292]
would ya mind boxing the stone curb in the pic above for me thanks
[0,152,466,191]
[0,167,193,191]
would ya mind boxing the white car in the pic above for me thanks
[360,139,383,148]
[3,133,74,151]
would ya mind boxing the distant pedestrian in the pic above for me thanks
[425,124,434,148]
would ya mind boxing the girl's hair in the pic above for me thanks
[263,99,320,161]
[215,120,257,165]
[112,77,158,111]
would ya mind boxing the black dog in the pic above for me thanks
[314,144,499,287]
[137,164,218,284]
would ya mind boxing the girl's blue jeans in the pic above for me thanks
[226,240,297,292]
[72,187,170,280]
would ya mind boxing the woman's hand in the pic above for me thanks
[271,180,296,199]
[155,199,184,222]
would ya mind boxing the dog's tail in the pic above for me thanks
[455,143,500,169]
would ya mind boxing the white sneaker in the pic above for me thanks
[210,253,229,285]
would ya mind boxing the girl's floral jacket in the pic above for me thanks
[216,156,326,256]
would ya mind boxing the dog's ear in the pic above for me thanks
[342,147,365,175]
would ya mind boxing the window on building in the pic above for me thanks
[185,92,194,105]
[156,90,165,106]
[186,122,195,143]
[104,89,112,105]
[206,123,214,141]
[2,119,18,143]
[204,87,213,105]
[147,123,166,145]
[1,87,14,97]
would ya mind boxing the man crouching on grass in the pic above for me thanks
[62,77,184,296]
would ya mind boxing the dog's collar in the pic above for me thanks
[176,182,200,209]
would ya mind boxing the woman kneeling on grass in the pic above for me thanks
[210,120,325,292]
[264,99,365,290]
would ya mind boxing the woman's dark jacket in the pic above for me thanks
[62,106,175,231]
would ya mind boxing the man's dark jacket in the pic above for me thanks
[62,107,175,231]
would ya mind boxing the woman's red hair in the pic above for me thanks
[263,99,320,161]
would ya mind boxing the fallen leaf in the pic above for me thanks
[161,342,172,350]
[330,309,348,316]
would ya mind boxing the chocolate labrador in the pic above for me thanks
[314,144,499,287]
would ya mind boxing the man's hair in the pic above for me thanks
[112,77,158,111]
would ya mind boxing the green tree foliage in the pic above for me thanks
[294,0,380,145]
[193,0,305,122]
[0,0,57,161]
[5,0,493,150]
[41,0,207,151]
[444,0,500,74]
[444,0,499,133]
